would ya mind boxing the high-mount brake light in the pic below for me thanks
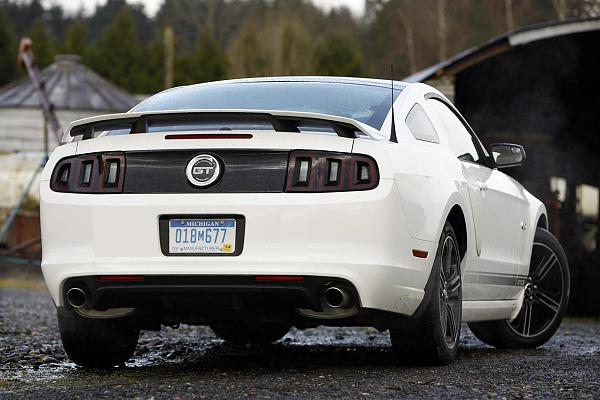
[285,151,379,192]
[165,133,253,140]
[50,153,125,193]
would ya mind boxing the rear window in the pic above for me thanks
[146,114,273,133]
[132,81,402,130]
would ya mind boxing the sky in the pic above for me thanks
[43,0,366,17]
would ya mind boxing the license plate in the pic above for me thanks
[168,219,236,254]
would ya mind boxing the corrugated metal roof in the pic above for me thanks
[0,55,138,112]
[405,17,600,82]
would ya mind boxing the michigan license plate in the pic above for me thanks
[168,219,236,254]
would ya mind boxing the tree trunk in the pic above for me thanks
[163,25,174,89]
[438,0,447,62]
[398,10,417,74]
[505,0,514,32]
[553,0,568,20]
[406,23,417,74]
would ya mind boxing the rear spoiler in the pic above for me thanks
[62,109,382,143]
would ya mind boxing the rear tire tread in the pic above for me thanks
[390,221,462,366]
[58,309,139,368]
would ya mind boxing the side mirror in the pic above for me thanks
[490,143,526,168]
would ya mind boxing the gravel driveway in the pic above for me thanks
[1,287,599,399]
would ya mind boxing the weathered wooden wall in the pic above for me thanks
[0,109,103,153]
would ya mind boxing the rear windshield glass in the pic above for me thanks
[146,115,273,133]
[132,81,402,130]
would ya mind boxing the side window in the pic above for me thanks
[405,103,439,143]
[428,99,481,163]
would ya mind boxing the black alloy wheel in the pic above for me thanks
[507,241,566,338]
[439,233,462,350]
[468,228,570,349]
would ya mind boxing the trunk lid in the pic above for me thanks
[75,130,354,154]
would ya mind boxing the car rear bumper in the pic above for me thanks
[62,275,353,313]
[40,179,437,316]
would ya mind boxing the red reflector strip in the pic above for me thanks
[99,275,145,281]
[255,275,305,282]
[412,249,429,259]
[165,133,253,140]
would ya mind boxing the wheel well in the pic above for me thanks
[447,205,467,260]
[537,214,548,230]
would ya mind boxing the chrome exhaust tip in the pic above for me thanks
[324,286,352,308]
[297,284,359,319]
[66,287,88,309]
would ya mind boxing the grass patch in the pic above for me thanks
[0,277,46,290]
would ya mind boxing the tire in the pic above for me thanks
[390,221,462,365]
[468,228,570,349]
[57,308,139,368]
[210,323,291,345]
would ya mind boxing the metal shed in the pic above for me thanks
[0,54,138,152]
[406,17,600,315]
[0,55,139,211]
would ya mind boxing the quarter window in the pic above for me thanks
[405,103,439,143]
[428,99,480,163]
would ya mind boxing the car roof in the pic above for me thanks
[162,76,409,94]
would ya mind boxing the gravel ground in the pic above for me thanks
[0,287,599,399]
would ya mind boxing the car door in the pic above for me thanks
[427,97,522,301]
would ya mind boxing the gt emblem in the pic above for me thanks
[186,154,221,187]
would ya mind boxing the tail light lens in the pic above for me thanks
[50,153,125,193]
[285,151,379,192]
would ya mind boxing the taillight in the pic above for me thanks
[285,151,378,192]
[50,153,125,193]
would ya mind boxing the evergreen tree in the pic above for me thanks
[62,18,86,56]
[137,29,165,93]
[0,9,17,86]
[29,17,55,68]
[315,33,363,77]
[177,29,228,85]
[87,6,143,92]
[278,23,314,75]
[233,28,269,77]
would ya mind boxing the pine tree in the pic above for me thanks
[29,17,55,68]
[87,6,143,92]
[62,18,87,56]
[137,29,165,94]
[183,29,228,84]
[0,10,18,86]
[174,30,227,85]
[233,28,269,77]
[278,23,314,75]
[315,33,363,77]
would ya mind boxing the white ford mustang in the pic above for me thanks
[40,77,570,367]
